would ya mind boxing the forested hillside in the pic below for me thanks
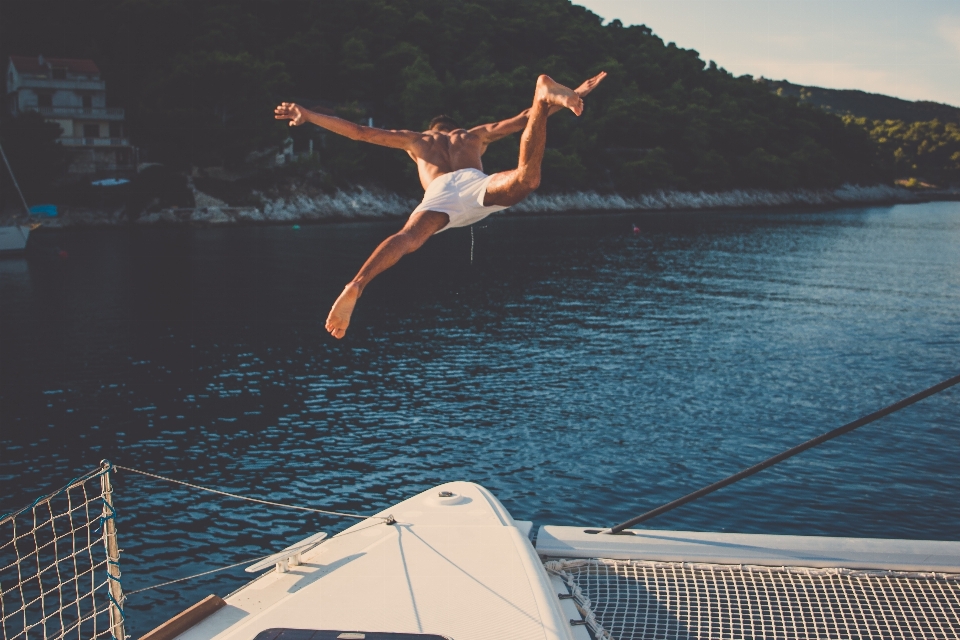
[761,80,960,125]
[1,0,897,197]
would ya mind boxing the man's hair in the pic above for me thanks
[428,115,460,132]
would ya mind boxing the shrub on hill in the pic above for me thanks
[843,118,960,187]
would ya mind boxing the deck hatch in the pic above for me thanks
[252,629,453,640]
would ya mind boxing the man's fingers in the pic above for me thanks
[275,103,302,123]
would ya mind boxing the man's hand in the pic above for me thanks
[574,71,607,98]
[274,102,306,126]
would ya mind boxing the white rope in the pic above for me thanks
[126,519,388,596]
[124,556,271,596]
[115,465,388,521]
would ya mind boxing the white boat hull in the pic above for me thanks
[0,225,30,252]
[153,483,960,640]
[171,482,584,640]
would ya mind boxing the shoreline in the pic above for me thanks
[7,183,959,230]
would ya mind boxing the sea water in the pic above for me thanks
[1,201,959,633]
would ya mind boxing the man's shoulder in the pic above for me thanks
[448,129,483,144]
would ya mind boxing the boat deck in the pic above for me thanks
[175,482,584,640]
[161,484,960,640]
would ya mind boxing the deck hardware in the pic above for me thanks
[585,528,634,535]
[570,619,587,626]
[558,593,574,600]
[245,531,328,574]
[384,514,397,525]
[434,490,466,506]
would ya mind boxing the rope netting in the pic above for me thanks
[546,558,960,640]
[0,462,125,640]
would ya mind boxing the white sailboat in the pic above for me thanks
[139,480,960,640]
[0,223,30,253]
[0,140,34,254]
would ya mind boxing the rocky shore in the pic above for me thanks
[4,183,957,229]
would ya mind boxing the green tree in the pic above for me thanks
[399,56,444,129]
[138,51,290,167]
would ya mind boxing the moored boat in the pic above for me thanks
[0,223,30,253]
[139,481,960,640]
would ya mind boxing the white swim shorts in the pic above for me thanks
[412,168,508,233]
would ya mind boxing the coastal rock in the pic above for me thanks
[6,184,952,229]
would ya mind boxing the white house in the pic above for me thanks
[6,55,136,174]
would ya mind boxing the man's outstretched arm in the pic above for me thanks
[470,71,607,145]
[274,103,422,150]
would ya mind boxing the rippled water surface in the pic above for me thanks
[2,202,960,633]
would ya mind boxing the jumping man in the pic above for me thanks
[274,72,607,339]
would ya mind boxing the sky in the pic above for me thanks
[576,0,960,107]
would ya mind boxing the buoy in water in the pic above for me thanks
[292,224,300,230]
[632,224,640,235]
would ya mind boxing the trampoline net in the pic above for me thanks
[545,558,960,640]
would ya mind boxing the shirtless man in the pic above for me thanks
[274,72,606,339]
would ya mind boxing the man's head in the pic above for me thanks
[428,115,460,133]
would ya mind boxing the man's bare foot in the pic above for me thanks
[326,283,361,339]
[573,71,607,99]
[536,75,584,116]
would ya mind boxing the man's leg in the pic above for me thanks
[325,209,449,339]
[483,75,583,207]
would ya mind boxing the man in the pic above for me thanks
[274,71,606,339]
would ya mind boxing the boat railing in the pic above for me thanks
[0,461,125,640]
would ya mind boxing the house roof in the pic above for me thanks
[9,55,100,75]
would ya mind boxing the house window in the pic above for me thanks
[52,68,67,80]
[83,123,100,138]
[37,94,52,107]
[109,122,123,138]
[82,95,92,110]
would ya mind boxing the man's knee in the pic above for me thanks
[394,228,432,254]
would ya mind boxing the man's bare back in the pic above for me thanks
[274,72,606,338]
[407,129,486,190]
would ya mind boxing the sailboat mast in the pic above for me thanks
[0,140,31,215]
